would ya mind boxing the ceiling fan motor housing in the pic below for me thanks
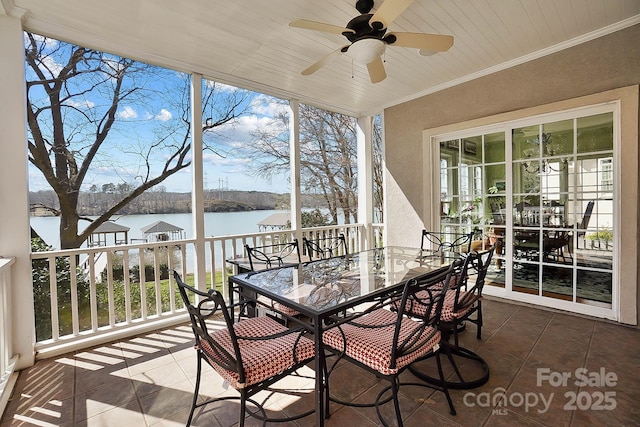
[342,13,387,43]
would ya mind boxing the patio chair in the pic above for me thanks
[174,271,315,427]
[238,239,303,321]
[441,246,495,347]
[245,238,301,271]
[406,246,495,389]
[302,233,348,261]
[323,263,458,425]
[420,229,473,257]
[397,247,494,346]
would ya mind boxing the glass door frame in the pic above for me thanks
[430,102,620,321]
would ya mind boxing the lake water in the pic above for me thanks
[30,210,290,250]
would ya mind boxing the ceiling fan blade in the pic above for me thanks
[389,32,454,52]
[369,0,415,30]
[301,47,346,76]
[289,19,354,35]
[366,56,387,83]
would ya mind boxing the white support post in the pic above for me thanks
[357,116,374,249]
[190,74,206,290]
[289,101,302,242]
[0,12,34,370]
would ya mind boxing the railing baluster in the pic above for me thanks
[138,247,147,320]
[167,248,176,313]
[48,255,59,341]
[123,248,132,323]
[69,254,79,336]
[88,253,98,332]
[153,248,162,316]
[106,250,115,327]
[29,224,382,357]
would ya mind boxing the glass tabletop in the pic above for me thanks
[232,246,455,315]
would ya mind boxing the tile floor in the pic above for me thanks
[2,297,639,426]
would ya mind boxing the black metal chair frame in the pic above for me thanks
[174,271,315,426]
[323,264,458,426]
[421,229,473,256]
[445,246,495,347]
[238,239,303,322]
[408,246,495,390]
[245,238,301,271]
[302,233,348,261]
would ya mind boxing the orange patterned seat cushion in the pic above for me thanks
[199,316,314,389]
[323,308,441,376]
[403,288,478,322]
[256,295,300,317]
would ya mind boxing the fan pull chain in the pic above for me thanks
[351,58,354,79]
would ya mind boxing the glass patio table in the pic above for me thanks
[228,246,455,426]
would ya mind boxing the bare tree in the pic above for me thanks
[250,103,383,224]
[372,115,384,223]
[25,33,251,248]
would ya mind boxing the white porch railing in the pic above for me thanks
[29,223,383,359]
[0,257,18,416]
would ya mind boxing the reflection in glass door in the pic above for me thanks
[439,133,506,289]
[438,108,615,312]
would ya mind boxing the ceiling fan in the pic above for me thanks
[289,0,454,83]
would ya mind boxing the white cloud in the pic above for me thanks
[155,109,172,121]
[65,99,95,109]
[117,106,138,119]
[41,56,63,77]
[249,94,288,116]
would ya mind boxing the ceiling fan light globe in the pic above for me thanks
[347,38,386,64]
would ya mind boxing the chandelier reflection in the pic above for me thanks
[521,132,569,175]
[522,158,569,174]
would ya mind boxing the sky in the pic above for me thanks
[25,34,291,195]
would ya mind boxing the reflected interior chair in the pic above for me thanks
[514,200,533,225]
[490,201,506,225]
[323,264,458,425]
[174,271,315,427]
[576,200,595,247]
[543,229,572,263]
[303,233,348,261]
[420,229,473,256]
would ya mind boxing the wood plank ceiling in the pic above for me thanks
[5,0,640,116]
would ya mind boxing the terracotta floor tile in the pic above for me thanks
[3,299,639,427]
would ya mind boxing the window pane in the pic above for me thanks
[441,139,460,158]
[485,132,505,163]
[461,136,481,164]
[543,119,573,157]
[542,265,573,299]
[513,125,539,160]
[577,113,613,153]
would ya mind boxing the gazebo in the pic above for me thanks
[140,220,185,242]
[87,221,130,246]
[257,212,291,231]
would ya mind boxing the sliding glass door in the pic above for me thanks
[437,106,615,314]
